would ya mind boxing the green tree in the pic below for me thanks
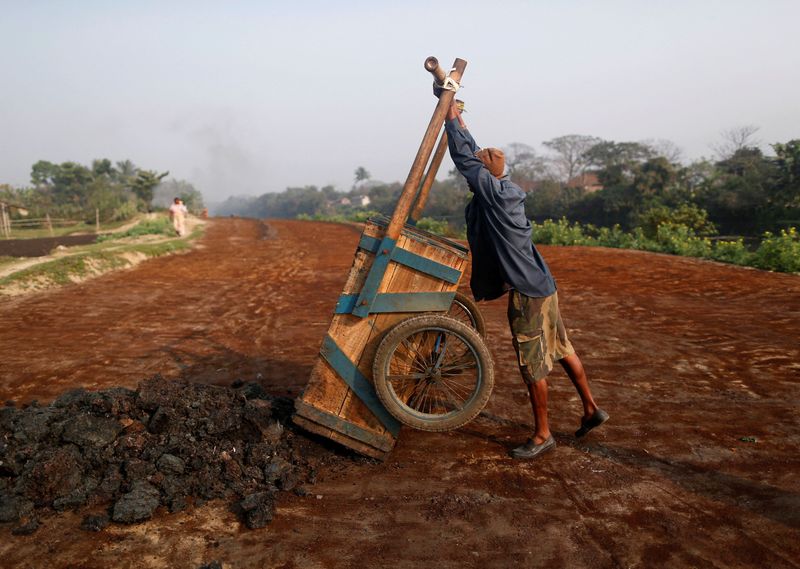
[712,125,760,160]
[91,158,115,178]
[585,141,654,170]
[585,141,654,187]
[129,170,169,208]
[51,162,94,209]
[114,160,138,181]
[543,134,602,182]
[633,157,677,197]
[367,183,403,216]
[30,160,60,186]
[524,180,565,221]
[770,140,800,209]
[504,142,550,187]
[420,178,469,224]
[697,147,775,234]
[354,166,371,187]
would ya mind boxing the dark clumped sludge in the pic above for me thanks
[0,376,336,534]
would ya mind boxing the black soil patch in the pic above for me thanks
[0,234,98,257]
[0,376,343,534]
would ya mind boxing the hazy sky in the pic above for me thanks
[2,0,798,202]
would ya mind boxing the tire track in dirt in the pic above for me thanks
[0,218,358,404]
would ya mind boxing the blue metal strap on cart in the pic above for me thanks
[319,335,401,437]
[336,291,455,314]
[353,235,460,318]
[358,235,381,253]
[352,236,397,318]
[391,248,460,284]
[358,235,460,285]
[295,400,395,452]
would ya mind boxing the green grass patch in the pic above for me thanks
[0,221,202,294]
[1,254,96,288]
[186,222,205,241]
[0,244,188,292]
[97,216,174,242]
[124,239,192,257]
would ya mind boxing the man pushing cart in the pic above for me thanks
[442,97,609,460]
[293,56,608,460]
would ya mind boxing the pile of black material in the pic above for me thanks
[0,377,328,533]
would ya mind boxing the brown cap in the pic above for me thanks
[475,148,505,178]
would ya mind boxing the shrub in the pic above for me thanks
[592,224,638,249]
[752,228,800,272]
[638,204,718,239]
[111,199,139,221]
[297,211,379,223]
[351,210,381,222]
[653,223,713,257]
[710,239,752,266]
[416,217,450,236]
[532,218,589,246]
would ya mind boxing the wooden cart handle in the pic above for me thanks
[424,56,448,84]
[386,57,466,241]
[409,129,449,223]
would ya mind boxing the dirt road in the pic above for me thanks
[1,218,798,568]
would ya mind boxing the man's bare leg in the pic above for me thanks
[559,352,598,421]
[526,378,551,445]
[511,376,557,458]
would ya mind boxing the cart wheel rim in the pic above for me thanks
[381,325,484,422]
[448,298,478,330]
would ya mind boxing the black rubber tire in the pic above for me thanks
[372,314,494,432]
[448,291,487,338]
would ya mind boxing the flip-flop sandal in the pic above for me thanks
[575,409,609,438]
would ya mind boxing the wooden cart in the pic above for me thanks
[293,57,494,459]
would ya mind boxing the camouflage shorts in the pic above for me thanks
[507,290,575,384]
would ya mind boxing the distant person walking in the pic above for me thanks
[444,98,609,460]
[169,197,188,236]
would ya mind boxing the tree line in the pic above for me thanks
[216,127,799,239]
[1,159,204,223]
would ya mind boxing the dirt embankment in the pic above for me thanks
[0,216,204,296]
[0,218,799,569]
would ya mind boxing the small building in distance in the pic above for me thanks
[566,172,603,193]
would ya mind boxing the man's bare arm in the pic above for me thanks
[446,99,466,128]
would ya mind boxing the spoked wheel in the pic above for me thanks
[447,291,487,337]
[373,314,494,432]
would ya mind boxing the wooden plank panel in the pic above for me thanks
[292,415,386,460]
[296,219,469,456]
[337,230,468,432]
[297,220,399,450]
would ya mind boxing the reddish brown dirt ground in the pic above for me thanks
[1,218,799,569]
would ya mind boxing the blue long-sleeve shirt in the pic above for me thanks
[445,117,557,301]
